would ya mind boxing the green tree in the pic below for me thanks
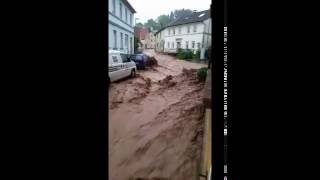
[134,36,141,52]
[156,15,170,28]
[169,12,174,21]
[135,22,143,28]
[144,19,160,30]
[174,9,193,20]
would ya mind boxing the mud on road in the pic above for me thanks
[109,51,207,180]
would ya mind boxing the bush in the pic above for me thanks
[177,50,186,59]
[193,50,200,59]
[197,67,208,81]
[176,49,193,60]
[185,50,193,60]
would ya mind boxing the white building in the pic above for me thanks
[108,0,136,55]
[155,10,211,58]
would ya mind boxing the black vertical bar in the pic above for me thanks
[212,0,224,179]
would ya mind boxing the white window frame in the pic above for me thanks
[120,33,123,49]
[125,8,128,23]
[113,30,117,49]
[125,34,129,48]
[119,2,122,19]
[112,0,116,14]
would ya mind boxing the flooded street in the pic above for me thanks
[109,50,208,180]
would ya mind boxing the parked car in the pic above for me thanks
[108,50,137,86]
[129,53,150,69]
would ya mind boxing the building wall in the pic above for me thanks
[146,32,155,49]
[165,22,205,37]
[163,22,207,53]
[155,30,165,52]
[109,24,134,54]
[108,0,135,55]
[203,18,212,49]
[109,0,133,26]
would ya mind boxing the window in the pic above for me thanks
[173,28,175,35]
[120,54,129,62]
[113,30,117,49]
[197,42,201,49]
[193,24,197,32]
[172,42,174,48]
[125,8,127,23]
[125,34,128,48]
[119,3,122,19]
[192,41,195,48]
[178,27,181,34]
[186,41,189,49]
[130,37,133,54]
[112,0,115,14]
[168,29,170,35]
[167,42,169,48]
[187,25,190,33]
[129,13,132,25]
[112,56,118,63]
[120,33,123,49]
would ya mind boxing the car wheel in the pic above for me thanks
[131,69,136,78]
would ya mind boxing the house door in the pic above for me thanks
[176,39,182,49]
[177,42,181,49]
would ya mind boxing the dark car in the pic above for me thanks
[129,54,149,69]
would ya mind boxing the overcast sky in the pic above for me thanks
[128,0,211,24]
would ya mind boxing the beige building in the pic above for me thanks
[145,30,156,49]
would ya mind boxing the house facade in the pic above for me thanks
[155,29,165,52]
[155,10,211,58]
[108,0,136,55]
[145,30,156,49]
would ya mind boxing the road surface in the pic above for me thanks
[109,49,207,180]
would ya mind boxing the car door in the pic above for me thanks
[143,55,148,66]
[121,54,131,76]
[116,54,129,79]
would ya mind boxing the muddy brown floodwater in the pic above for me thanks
[109,50,208,180]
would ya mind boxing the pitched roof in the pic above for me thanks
[166,10,210,27]
[122,0,136,13]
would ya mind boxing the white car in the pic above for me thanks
[108,50,137,85]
